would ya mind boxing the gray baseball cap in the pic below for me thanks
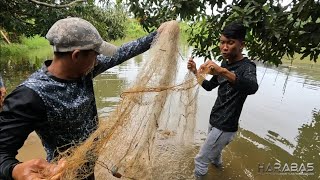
[46,17,117,56]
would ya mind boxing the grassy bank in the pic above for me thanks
[0,19,190,58]
[0,21,146,59]
[0,35,52,58]
[111,19,147,46]
[281,54,318,66]
[111,19,190,45]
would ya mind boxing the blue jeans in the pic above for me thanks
[194,125,236,176]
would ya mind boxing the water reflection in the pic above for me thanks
[0,58,39,93]
[193,108,319,179]
[294,109,320,172]
[1,45,319,179]
[240,61,320,155]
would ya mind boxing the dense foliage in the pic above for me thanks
[0,0,127,42]
[125,0,320,64]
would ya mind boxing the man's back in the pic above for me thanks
[22,61,98,161]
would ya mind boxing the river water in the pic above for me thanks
[0,44,319,180]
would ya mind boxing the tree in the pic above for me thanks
[0,0,127,42]
[125,0,320,65]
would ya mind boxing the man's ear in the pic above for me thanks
[71,50,81,62]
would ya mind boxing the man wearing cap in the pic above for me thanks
[0,17,163,180]
[187,21,259,178]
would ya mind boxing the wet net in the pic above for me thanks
[47,20,200,179]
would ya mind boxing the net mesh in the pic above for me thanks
[45,20,200,180]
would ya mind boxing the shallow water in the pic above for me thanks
[1,45,319,179]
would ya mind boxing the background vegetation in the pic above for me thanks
[124,0,320,65]
[1,0,319,65]
[0,0,126,42]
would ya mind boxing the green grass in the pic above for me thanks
[0,19,191,57]
[179,21,191,44]
[281,54,318,66]
[280,54,320,79]
[0,35,52,58]
[21,35,50,48]
[111,19,147,46]
[111,19,190,46]
[0,19,191,70]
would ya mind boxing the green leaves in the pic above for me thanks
[126,0,320,64]
[0,0,127,42]
[3,0,318,64]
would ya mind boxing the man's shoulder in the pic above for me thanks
[242,57,257,67]
[10,85,35,95]
[23,68,49,84]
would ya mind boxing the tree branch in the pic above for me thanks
[0,30,11,44]
[27,0,86,8]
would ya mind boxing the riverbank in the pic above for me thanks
[0,35,52,57]
[0,20,190,60]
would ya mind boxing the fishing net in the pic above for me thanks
[46,20,200,179]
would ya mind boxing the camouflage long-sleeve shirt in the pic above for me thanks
[0,31,157,180]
